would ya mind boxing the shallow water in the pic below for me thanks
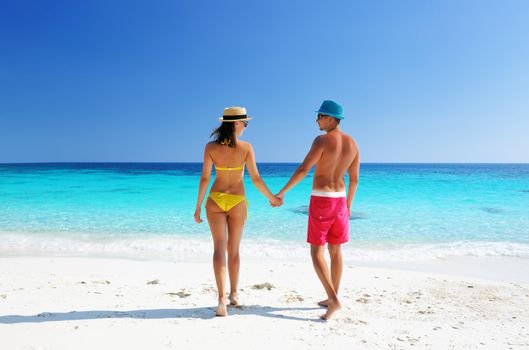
[1,163,529,261]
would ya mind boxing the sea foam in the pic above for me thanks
[2,231,529,263]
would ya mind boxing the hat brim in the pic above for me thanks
[218,116,253,122]
[315,111,343,119]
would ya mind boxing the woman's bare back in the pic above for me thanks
[207,141,250,195]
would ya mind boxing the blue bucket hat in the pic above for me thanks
[315,100,344,120]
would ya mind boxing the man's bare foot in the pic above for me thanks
[317,299,329,307]
[228,292,239,306]
[320,299,341,320]
[216,299,228,317]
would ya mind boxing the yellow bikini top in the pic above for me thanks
[215,164,244,171]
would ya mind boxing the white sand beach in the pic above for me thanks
[1,256,528,349]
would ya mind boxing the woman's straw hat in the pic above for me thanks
[219,106,253,122]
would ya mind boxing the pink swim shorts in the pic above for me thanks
[307,191,349,246]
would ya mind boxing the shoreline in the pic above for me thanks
[2,231,529,284]
[2,253,529,285]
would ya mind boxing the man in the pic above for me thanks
[276,100,360,320]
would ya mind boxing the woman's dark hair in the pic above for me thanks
[210,122,236,147]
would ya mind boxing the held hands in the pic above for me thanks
[269,192,284,207]
[269,195,282,207]
[194,208,203,223]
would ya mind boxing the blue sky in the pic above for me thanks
[1,0,528,163]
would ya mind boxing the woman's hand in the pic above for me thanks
[194,208,203,223]
[269,195,283,207]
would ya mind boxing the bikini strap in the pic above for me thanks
[214,164,244,171]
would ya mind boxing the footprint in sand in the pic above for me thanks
[355,293,371,303]
[407,336,421,344]
[147,279,160,285]
[201,286,216,294]
[0,294,6,300]
[93,280,111,285]
[282,293,304,303]
[343,317,368,325]
[166,290,191,298]
[252,282,274,291]
[409,291,423,299]
[418,307,434,315]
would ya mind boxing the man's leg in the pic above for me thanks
[318,243,343,307]
[319,196,349,308]
[329,243,343,292]
[310,244,342,320]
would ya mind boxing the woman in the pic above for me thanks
[194,106,281,316]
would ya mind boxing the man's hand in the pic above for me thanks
[269,195,283,207]
[194,208,203,223]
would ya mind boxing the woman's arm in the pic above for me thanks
[245,143,282,206]
[194,144,213,223]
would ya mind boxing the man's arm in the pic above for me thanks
[277,137,324,197]
[346,150,360,214]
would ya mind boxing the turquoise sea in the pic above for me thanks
[1,163,529,262]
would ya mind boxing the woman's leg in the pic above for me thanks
[226,201,247,305]
[206,198,228,316]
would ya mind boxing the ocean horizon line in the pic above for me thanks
[2,161,529,166]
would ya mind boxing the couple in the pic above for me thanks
[194,100,360,320]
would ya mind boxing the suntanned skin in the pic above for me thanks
[195,121,281,316]
[277,114,360,320]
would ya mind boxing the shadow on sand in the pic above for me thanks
[0,305,324,324]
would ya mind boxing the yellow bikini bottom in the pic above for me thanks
[209,192,247,212]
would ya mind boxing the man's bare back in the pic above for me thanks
[312,129,358,193]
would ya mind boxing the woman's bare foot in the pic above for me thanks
[320,298,341,320]
[228,292,239,306]
[317,299,329,307]
[216,299,228,317]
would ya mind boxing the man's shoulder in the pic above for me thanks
[340,132,357,145]
[312,135,327,146]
